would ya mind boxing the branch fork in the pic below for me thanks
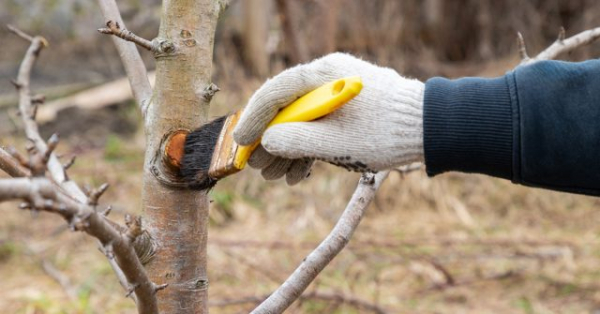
[518,26,600,65]
[1,24,164,314]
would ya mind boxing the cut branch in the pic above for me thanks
[251,171,390,314]
[520,26,600,65]
[96,0,153,118]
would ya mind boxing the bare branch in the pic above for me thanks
[213,291,390,314]
[88,183,109,206]
[0,177,161,314]
[96,0,153,118]
[516,32,529,62]
[62,155,76,170]
[153,283,169,294]
[7,24,34,42]
[31,94,46,104]
[8,25,87,201]
[7,25,162,314]
[557,26,566,42]
[98,21,155,52]
[102,205,113,216]
[251,171,390,314]
[0,147,30,177]
[520,26,600,65]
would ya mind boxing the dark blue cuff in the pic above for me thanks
[423,76,514,179]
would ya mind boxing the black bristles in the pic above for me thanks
[180,115,227,190]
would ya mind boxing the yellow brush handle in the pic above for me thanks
[234,76,363,170]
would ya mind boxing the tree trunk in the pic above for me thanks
[142,1,223,313]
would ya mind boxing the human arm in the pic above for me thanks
[233,53,600,196]
[425,59,600,196]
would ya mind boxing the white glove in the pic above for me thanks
[233,53,424,185]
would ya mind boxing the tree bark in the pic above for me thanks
[142,1,224,313]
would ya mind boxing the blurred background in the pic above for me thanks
[1,0,600,313]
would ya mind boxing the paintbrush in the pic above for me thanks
[180,76,363,189]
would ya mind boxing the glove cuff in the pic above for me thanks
[386,78,425,166]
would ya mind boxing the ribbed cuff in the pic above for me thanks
[423,76,514,179]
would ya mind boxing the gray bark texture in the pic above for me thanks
[142,1,224,313]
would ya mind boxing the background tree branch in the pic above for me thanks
[1,25,162,314]
[96,0,153,118]
[519,26,600,65]
[98,20,155,52]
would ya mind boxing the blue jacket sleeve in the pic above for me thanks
[423,60,600,196]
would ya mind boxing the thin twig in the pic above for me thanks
[516,32,529,62]
[62,155,76,170]
[96,0,153,118]
[7,24,34,41]
[0,147,30,177]
[98,21,154,51]
[251,171,389,314]
[520,26,600,65]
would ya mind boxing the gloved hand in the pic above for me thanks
[233,53,424,185]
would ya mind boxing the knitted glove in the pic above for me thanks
[233,53,424,185]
